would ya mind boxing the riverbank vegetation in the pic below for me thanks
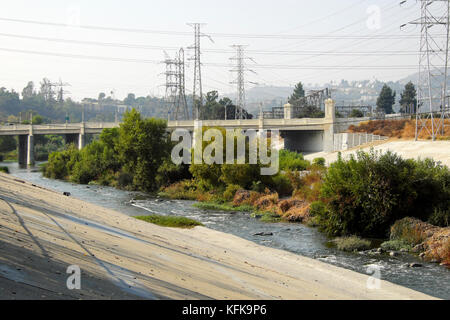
[43,109,186,192]
[135,215,203,229]
[333,236,371,252]
[42,109,450,265]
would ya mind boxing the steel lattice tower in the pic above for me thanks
[407,0,450,140]
[163,49,190,121]
[163,52,179,121]
[175,48,189,120]
[230,45,255,120]
[187,23,213,120]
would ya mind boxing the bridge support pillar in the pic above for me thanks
[78,123,86,150]
[323,99,336,152]
[27,134,35,166]
[18,135,27,166]
[18,134,34,166]
[78,134,85,150]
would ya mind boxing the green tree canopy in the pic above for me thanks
[399,82,417,114]
[116,109,170,191]
[376,84,396,114]
[350,109,364,118]
[289,82,305,104]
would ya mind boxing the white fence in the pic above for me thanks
[333,132,388,151]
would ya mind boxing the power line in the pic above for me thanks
[0,31,426,55]
[0,16,443,40]
[0,46,430,70]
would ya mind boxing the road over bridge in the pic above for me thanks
[0,100,368,165]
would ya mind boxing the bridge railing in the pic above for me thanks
[333,132,388,152]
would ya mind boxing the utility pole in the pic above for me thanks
[230,45,256,119]
[403,0,450,140]
[187,23,214,120]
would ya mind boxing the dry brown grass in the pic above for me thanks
[348,119,450,140]
[442,239,450,266]
[254,193,280,213]
[232,190,265,207]
[282,204,311,222]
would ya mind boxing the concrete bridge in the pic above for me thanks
[0,100,369,166]
[167,99,369,155]
[0,122,118,165]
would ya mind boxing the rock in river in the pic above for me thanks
[254,232,273,237]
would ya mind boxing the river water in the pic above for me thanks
[2,162,449,299]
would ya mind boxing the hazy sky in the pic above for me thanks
[0,0,423,101]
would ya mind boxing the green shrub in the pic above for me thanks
[334,236,371,252]
[223,184,241,202]
[317,150,450,238]
[380,240,412,251]
[44,145,80,180]
[279,149,310,171]
[220,164,261,189]
[251,181,265,193]
[156,159,191,188]
[117,171,133,188]
[135,215,203,229]
[0,166,9,174]
[159,180,199,200]
[194,202,253,212]
[428,208,450,227]
[269,173,293,196]
[312,157,326,167]
[0,155,3,162]
[309,201,327,217]
[390,218,426,245]
[252,211,282,223]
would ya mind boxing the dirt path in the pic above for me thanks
[0,173,436,300]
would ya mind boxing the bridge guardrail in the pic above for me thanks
[333,132,388,152]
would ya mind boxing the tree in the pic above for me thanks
[116,109,170,191]
[32,115,44,124]
[124,93,136,106]
[39,78,55,102]
[376,84,396,114]
[98,92,106,102]
[0,136,16,153]
[399,82,417,114]
[219,97,235,120]
[350,109,364,118]
[22,81,36,100]
[289,82,305,104]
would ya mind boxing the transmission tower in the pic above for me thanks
[405,0,450,140]
[176,48,189,120]
[230,45,256,119]
[187,23,214,120]
[50,79,70,103]
[163,49,190,121]
[163,51,179,120]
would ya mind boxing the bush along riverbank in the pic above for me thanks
[161,149,450,266]
[43,109,449,266]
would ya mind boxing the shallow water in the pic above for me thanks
[2,162,449,299]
